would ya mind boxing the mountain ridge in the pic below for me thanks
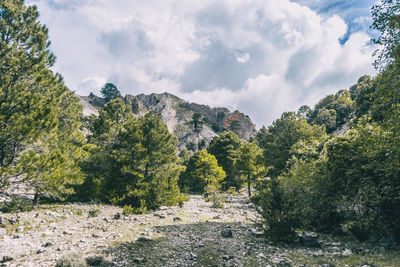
[79,92,256,151]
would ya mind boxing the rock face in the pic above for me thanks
[79,92,257,151]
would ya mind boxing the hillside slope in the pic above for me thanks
[79,92,256,151]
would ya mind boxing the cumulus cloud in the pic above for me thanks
[31,0,376,127]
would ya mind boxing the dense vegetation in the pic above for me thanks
[1,0,400,248]
[252,0,400,243]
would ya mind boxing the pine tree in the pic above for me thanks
[100,83,122,102]
[208,131,242,190]
[137,112,183,210]
[0,0,85,204]
[180,149,226,193]
[235,142,263,196]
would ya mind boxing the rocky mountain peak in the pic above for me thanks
[80,92,257,151]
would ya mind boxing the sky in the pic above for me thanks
[28,0,379,128]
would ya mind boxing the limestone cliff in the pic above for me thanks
[79,92,257,151]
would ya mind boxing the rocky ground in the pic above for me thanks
[0,192,399,267]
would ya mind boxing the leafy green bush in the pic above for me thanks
[177,194,189,208]
[252,178,300,243]
[226,187,238,196]
[122,205,134,215]
[0,199,34,213]
[344,221,370,242]
[205,185,224,209]
[88,209,100,217]
[179,149,225,193]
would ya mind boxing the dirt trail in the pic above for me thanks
[1,193,399,266]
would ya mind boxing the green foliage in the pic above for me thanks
[308,90,354,133]
[252,178,300,242]
[88,209,100,218]
[100,82,122,102]
[235,142,264,196]
[80,105,184,211]
[229,120,241,133]
[191,112,203,131]
[204,184,224,208]
[370,60,400,121]
[208,131,242,190]
[122,205,134,215]
[257,112,326,178]
[0,0,85,203]
[349,75,376,118]
[371,0,400,69]
[318,119,400,240]
[0,198,33,213]
[179,149,226,193]
[226,186,238,196]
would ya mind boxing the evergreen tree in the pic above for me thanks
[191,112,203,131]
[257,112,326,178]
[0,0,85,203]
[136,112,183,210]
[81,108,183,212]
[100,83,122,102]
[0,0,56,169]
[371,0,400,69]
[208,131,242,190]
[235,142,264,196]
[180,149,225,193]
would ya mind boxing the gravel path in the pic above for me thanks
[1,193,399,266]
[0,193,262,266]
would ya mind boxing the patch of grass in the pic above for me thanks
[55,253,86,267]
[88,209,100,218]
[73,209,83,216]
[289,249,400,266]
[196,245,222,267]
[0,199,33,213]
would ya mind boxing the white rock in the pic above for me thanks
[342,249,353,256]
[0,228,6,236]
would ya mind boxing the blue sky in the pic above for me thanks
[293,0,378,42]
[29,0,378,127]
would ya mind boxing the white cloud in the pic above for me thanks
[33,0,376,127]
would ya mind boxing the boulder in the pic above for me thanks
[0,228,6,236]
[221,229,233,238]
[299,232,321,247]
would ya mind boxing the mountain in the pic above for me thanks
[79,92,256,151]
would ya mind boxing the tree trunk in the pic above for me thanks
[33,191,40,209]
[247,174,251,197]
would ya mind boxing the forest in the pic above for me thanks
[0,0,400,260]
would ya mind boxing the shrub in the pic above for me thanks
[226,187,238,196]
[88,209,100,217]
[122,205,134,215]
[344,221,370,242]
[55,253,85,267]
[177,194,189,208]
[0,199,34,213]
[252,178,300,243]
[205,185,224,209]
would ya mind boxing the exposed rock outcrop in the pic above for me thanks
[79,92,257,151]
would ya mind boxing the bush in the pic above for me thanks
[226,187,238,196]
[122,205,134,215]
[177,194,189,208]
[55,253,86,267]
[344,221,370,242]
[88,209,100,217]
[0,199,34,213]
[205,185,224,209]
[252,178,300,243]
